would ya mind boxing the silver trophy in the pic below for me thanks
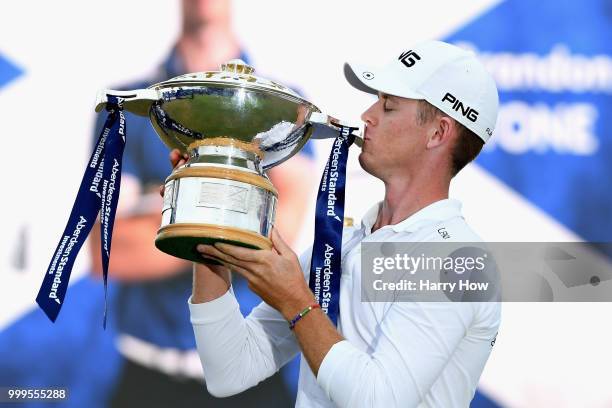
[95,59,357,263]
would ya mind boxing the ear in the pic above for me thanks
[426,116,455,150]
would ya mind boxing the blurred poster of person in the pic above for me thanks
[0,279,122,408]
[88,0,315,406]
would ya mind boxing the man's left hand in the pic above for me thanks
[196,228,315,320]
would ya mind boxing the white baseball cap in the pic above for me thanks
[344,40,499,142]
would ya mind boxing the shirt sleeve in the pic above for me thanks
[188,248,315,397]
[189,288,300,397]
[298,139,315,159]
[316,302,487,408]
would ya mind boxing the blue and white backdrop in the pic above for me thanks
[1,1,610,407]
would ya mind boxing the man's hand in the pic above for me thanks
[196,228,315,320]
[159,149,189,197]
[196,228,344,377]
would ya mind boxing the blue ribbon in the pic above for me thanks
[36,96,126,327]
[309,126,357,325]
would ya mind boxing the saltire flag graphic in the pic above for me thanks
[2,1,611,406]
[0,51,122,407]
[446,0,611,406]
[0,52,22,89]
[447,0,612,243]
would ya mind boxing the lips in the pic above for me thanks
[363,125,371,141]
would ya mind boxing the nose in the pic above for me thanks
[361,100,379,127]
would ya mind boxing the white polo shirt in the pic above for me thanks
[189,199,501,407]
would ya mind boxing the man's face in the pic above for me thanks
[358,94,430,180]
[182,0,231,28]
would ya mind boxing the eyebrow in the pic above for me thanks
[379,93,398,102]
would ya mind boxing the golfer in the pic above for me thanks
[185,40,501,407]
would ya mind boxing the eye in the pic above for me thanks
[383,102,393,112]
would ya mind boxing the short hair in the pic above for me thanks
[416,100,484,176]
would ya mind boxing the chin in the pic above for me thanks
[358,151,377,176]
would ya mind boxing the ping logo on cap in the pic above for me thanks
[441,92,479,123]
[398,50,421,68]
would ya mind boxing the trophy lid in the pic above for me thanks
[148,59,307,104]
[96,59,323,170]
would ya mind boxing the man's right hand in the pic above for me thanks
[160,149,189,197]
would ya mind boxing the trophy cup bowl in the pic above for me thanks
[95,60,325,263]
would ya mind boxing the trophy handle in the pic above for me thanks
[307,112,364,148]
[95,89,160,116]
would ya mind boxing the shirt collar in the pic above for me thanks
[361,199,463,235]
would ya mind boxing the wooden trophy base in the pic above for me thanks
[155,223,272,264]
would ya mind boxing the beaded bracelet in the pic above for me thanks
[288,303,320,330]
